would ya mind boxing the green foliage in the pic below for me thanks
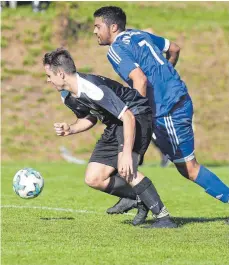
[40,28,52,42]
[15,33,20,40]
[43,87,54,94]
[12,94,26,103]
[25,28,37,37]
[1,22,14,30]
[1,72,12,81]
[78,66,93,74]
[4,68,27,75]
[31,72,46,78]
[7,114,19,121]
[23,86,36,92]
[42,43,56,51]
[1,60,6,67]
[1,4,57,21]
[23,55,36,66]
[23,37,34,45]
[1,36,8,48]
[37,97,47,103]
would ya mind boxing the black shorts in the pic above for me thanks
[89,113,152,169]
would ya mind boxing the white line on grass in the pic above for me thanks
[1,205,135,216]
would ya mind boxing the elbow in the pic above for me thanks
[140,74,147,87]
[122,109,136,124]
[174,43,181,54]
[139,74,148,97]
[128,110,136,126]
[170,42,181,54]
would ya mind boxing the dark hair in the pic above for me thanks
[94,6,126,31]
[43,48,77,74]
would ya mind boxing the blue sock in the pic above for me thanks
[194,165,229,203]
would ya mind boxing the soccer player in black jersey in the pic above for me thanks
[43,48,177,228]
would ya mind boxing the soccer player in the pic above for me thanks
[93,6,229,222]
[43,48,177,228]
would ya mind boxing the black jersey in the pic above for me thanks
[61,73,152,126]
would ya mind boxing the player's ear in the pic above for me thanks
[111,24,119,33]
[58,70,65,80]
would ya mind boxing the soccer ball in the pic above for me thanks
[13,168,44,199]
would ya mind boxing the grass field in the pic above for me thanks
[1,162,229,265]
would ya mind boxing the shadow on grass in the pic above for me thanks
[40,217,75,221]
[122,216,229,227]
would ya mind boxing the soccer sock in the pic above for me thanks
[104,174,137,200]
[133,177,169,217]
[194,165,229,203]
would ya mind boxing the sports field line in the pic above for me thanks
[1,205,135,216]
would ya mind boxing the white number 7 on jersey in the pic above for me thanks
[138,40,164,65]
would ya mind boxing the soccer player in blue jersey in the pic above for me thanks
[93,6,229,225]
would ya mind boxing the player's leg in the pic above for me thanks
[85,133,138,213]
[157,94,229,204]
[117,113,177,228]
[117,151,177,228]
[85,162,138,213]
[85,162,138,200]
[175,158,229,203]
[151,138,170,168]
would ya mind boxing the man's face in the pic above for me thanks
[44,65,64,91]
[93,17,112,45]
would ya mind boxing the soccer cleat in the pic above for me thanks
[106,198,137,214]
[142,216,178,229]
[132,202,149,226]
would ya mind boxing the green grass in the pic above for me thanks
[2,162,229,265]
[4,68,27,75]
[78,66,94,74]
[1,36,9,48]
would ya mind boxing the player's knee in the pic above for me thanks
[176,160,200,181]
[84,172,105,188]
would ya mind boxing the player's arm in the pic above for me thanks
[88,83,135,177]
[54,115,97,136]
[165,41,180,67]
[129,68,147,97]
[148,33,180,67]
[119,109,136,178]
[108,44,147,97]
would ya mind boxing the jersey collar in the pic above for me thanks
[76,73,82,98]
[112,31,127,44]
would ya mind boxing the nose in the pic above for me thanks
[93,28,97,34]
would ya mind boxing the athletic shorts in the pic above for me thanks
[152,94,195,163]
[89,113,152,169]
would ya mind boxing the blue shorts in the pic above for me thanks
[152,94,195,163]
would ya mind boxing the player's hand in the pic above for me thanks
[118,152,134,180]
[54,122,71,136]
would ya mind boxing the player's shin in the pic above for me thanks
[194,165,229,203]
[104,173,136,200]
[132,176,169,218]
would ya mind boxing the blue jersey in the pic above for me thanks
[107,29,188,117]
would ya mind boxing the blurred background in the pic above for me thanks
[1,1,229,165]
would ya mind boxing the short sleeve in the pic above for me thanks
[78,76,128,120]
[107,43,138,81]
[148,33,170,52]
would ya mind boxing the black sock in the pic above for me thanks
[104,173,137,200]
[133,177,164,215]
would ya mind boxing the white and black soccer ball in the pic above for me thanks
[13,168,44,199]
